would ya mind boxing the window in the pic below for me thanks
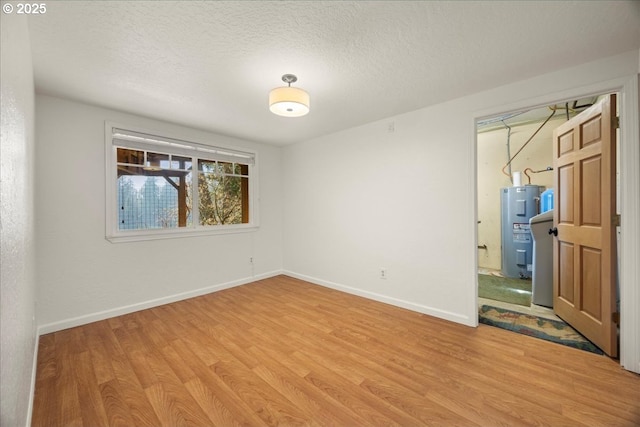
[106,124,257,242]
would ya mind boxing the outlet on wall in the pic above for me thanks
[380,268,387,279]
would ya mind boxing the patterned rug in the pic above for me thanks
[478,305,603,354]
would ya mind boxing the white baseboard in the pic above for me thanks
[37,270,283,335]
[282,270,474,327]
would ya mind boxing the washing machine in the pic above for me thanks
[529,209,554,307]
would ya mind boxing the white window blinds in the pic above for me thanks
[111,127,255,165]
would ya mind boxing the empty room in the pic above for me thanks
[2,1,640,426]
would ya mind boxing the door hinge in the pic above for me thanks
[612,312,620,325]
[614,116,620,129]
[612,214,621,227]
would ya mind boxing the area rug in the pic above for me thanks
[478,305,603,354]
[478,273,532,307]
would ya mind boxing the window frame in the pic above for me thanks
[105,122,259,243]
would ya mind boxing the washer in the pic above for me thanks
[529,209,554,307]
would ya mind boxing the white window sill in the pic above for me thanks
[106,224,258,243]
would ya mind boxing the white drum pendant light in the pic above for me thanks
[269,74,309,117]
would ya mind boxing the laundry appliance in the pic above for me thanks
[529,209,554,307]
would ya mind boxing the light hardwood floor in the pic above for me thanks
[32,275,640,426]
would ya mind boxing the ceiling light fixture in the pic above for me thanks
[269,74,309,117]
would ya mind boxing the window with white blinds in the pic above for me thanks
[105,123,257,242]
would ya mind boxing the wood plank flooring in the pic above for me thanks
[32,275,640,426]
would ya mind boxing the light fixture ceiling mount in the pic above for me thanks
[281,73,298,85]
[269,74,310,117]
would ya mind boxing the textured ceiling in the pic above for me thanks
[27,1,640,145]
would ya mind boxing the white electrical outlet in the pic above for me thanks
[380,268,387,279]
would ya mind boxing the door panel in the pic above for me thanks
[553,94,617,357]
[581,116,601,147]
[581,156,601,225]
[558,165,574,223]
[581,246,601,319]
[559,243,574,302]
[558,131,575,155]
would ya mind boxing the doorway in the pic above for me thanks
[475,94,617,351]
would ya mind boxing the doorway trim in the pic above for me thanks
[473,74,639,373]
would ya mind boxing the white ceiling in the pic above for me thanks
[27,1,640,145]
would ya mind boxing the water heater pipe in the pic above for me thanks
[501,109,557,178]
[502,120,512,178]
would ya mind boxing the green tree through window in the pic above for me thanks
[109,125,254,241]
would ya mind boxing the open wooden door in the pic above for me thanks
[552,94,617,357]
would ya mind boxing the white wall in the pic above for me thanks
[35,95,283,331]
[0,13,37,427]
[283,102,477,324]
[283,50,640,330]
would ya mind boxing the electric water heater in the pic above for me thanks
[500,185,543,279]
